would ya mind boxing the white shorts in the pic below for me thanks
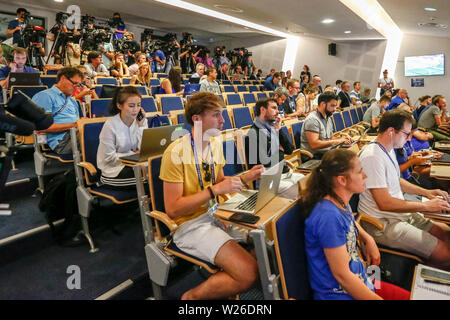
[173,213,246,265]
[361,212,438,259]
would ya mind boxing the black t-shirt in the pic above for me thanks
[338,91,352,109]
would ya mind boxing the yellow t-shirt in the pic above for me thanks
[160,134,225,226]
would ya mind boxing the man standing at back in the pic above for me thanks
[358,110,450,268]
[6,8,28,47]
[160,92,264,299]
[32,67,84,154]
[378,69,394,96]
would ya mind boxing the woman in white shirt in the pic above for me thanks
[293,83,319,119]
[97,86,148,188]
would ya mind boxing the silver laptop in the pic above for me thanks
[218,160,285,214]
[120,124,184,162]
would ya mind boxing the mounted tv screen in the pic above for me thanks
[404,53,445,76]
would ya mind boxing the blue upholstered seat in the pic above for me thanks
[332,113,345,132]
[232,107,253,128]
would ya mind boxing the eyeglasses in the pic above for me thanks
[66,77,82,88]
[202,161,211,182]
[397,129,412,138]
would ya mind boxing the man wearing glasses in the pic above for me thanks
[358,110,450,269]
[32,67,84,154]
[160,92,264,300]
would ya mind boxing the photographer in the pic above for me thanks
[111,13,127,40]
[163,35,181,74]
[235,48,249,76]
[121,32,140,66]
[179,34,199,74]
[65,39,81,67]
[152,49,166,73]
[0,47,38,89]
[6,8,28,47]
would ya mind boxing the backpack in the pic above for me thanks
[39,168,80,244]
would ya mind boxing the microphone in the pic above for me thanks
[0,112,36,136]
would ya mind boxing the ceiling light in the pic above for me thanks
[344,30,351,34]
[424,8,437,12]
[321,19,335,24]
[54,0,63,2]
[213,4,243,13]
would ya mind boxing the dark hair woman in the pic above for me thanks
[159,66,184,95]
[97,86,148,188]
[301,148,410,300]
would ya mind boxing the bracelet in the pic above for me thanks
[207,186,215,200]
[240,176,250,189]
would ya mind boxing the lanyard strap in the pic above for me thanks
[53,98,70,117]
[190,134,215,190]
[372,142,398,173]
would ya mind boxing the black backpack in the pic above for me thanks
[39,168,80,244]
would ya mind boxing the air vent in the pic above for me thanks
[418,22,448,29]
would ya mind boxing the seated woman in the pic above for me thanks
[291,83,318,119]
[158,66,184,96]
[109,53,130,78]
[130,62,152,87]
[302,148,410,300]
[97,86,148,189]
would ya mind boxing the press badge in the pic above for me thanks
[206,201,218,218]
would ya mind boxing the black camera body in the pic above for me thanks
[56,11,69,25]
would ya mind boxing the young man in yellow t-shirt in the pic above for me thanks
[160,92,264,300]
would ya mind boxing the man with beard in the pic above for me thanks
[301,91,352,160]
[245,98,304,199]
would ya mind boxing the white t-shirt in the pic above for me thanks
[358,143,410,220]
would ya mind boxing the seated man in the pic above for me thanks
[84,51,110,78]
[349,81,362,106]
[363,95,391,132]
[418,95,449,140]
[0,47,38,89]
[245,98,304,200]
[272,86,289,116]
[300,92,352,160]
[263,72,281,91]
[280,78,300,117]
[32,67,83,154]
[199,66,221,94]
[217,62,230,81]
[190,63,205,79]
[231,65,245,81]
[152,49,166,73]
[128,53,147,77]
[160,92,264,300]
[358,109,450,269]
[386,88,408,111]
[337,81,353,109]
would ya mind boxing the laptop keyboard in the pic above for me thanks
[236,193,258,211]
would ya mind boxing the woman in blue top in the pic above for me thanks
[301,149,382,300]
[158,66,184,96]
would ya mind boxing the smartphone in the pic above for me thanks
[137,109,144,121]
[421,268,450,284]
[229,212,260,224]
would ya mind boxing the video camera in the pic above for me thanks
[56,11,70,25]
[0,91,53,136]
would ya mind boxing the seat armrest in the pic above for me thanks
[358,213,384,230]
[78,161,97,176]
[149,210,179,232]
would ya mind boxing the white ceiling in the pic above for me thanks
[5,0,450,42]
[378,0,450,38]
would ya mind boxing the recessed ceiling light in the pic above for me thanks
[321,18,335,24]
[267,21,273,24]
[424,8,437,12]
[213,4,243,13]
[344,30,351,34]
[54,0,63,2]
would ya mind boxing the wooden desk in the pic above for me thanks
[214,196,294,241]
[430,164,450,180]
[434,141,450,152]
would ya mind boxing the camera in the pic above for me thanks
[56,12,69,25]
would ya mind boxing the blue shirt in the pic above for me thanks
[411,137,430,151]
[8,19,25,45]
[113,24,126,39]
[305,199,374,300]
[32,86,79,150]
[0,65,39,81]
[152,50,166,73]
[386,96,405,111]
[263,78,277,91]
[395,141,414,180]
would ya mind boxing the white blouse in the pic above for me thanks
[97,114,148,178]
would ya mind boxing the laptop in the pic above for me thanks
[8,72,40,88]
[218,160,285,215]
[297,159,321,171]
[120,124,184,163]
[188,77,200,84]
[431,153,450,165]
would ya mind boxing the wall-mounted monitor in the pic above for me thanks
[404,53,445,76]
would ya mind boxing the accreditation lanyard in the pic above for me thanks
[190,134,215,190]
[372,142,400,177]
